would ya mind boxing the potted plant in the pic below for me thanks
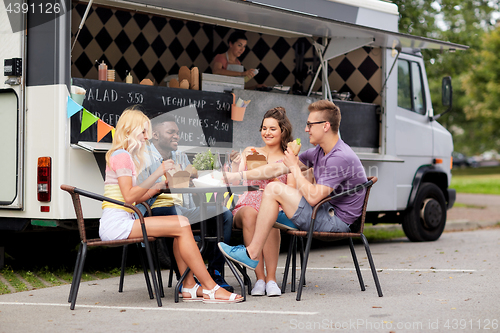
[192,149,215,177]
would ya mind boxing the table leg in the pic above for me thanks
[223,256,247,301]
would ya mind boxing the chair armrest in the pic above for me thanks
[60,185,147,225]
[138,201,153,217]
[311,177,376,219]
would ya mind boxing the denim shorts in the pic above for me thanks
[289,197,350,233]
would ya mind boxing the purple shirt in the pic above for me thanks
[299,139,367,225]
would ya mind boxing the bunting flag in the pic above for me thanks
[206,193,213,202]
[80,108,100,133]
[224,192,234,209]
[97,119,113,142]
[67,96,83,118]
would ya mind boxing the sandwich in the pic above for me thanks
[287,138,301,155]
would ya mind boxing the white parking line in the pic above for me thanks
[0,302,318,315]
[277,267,477,272]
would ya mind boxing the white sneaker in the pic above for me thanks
[266,280,282,297]
[251,279,266,296]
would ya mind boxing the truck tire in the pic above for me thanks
[402,182,447,242]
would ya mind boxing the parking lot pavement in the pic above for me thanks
[0,228,499,332]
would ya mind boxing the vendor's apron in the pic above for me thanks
[226,52,244,72]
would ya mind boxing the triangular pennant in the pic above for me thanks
[97,119,113,142]
[80,109,100,133]
[111,128,115,139]
[205,192,213,202]
[225,193,234,209]
[67,96,83,118]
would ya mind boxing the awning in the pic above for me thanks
[96,0,468,51]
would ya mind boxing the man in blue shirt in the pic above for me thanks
[139,113,234,292]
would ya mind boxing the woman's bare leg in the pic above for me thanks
[129,215,241,300]
[262,228,280,283]
[234,207,266,281]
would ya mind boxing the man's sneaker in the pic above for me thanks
[274,211,299,230]
[251,279,266,296]
[266,280,282,297]
[209,269,234,293]
[218,243,259,270]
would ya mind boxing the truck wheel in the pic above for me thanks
[402,182,447,242]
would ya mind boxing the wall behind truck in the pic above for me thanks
[70,2,382,105]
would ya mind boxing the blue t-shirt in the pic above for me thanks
[299,139,367,224]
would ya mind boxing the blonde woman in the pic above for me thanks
[231,107,295,296]
[100,107,242,303]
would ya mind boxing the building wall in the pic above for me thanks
[71,2,381,104]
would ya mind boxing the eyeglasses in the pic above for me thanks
[306,121,327,129]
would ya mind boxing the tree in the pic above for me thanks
[393,0,498,155]
[462,27,500,150]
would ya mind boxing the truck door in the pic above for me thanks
[0,9,25,209]
[395,57,433,158]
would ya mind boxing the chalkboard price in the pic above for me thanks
[71,78,233,148]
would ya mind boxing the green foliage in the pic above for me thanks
[36,266,63,286]
[393,0,499,155]
[0,280,10,295]
[1,266,28,292]
[19,270,46,289]
[192,149,215,170]
[451,166,500,194]
[363,224,406,241]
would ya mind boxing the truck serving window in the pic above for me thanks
[397,59,426,115]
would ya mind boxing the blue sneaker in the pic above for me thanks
[218,243,259,270]
[274,211,299,230]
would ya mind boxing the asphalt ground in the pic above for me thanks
[0,230,499,332]
[0,193,499,332]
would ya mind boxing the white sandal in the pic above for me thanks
[181,284,203,302]
[202,284,243,303]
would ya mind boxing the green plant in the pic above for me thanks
[192,149,215,170]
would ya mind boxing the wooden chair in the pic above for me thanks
[281,176,383,301]
[61,185,163,310]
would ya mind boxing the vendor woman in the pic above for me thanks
[212,31,257,81]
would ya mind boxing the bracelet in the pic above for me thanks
[239,171,244,180]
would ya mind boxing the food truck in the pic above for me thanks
[0,0,468,254]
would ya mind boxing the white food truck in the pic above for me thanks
[0,0,467,261]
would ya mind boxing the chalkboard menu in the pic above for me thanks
[71,78,233,147]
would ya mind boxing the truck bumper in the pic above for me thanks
[447,189,456,210]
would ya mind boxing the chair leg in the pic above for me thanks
[241,266,252,295]
[70,243,87,310]
[296,233,314,301]
[137,244,154,299]
[291,236,297,292]
[360,233,383,297]
[165,237,179,287]
[119,245,128,293]
[298,237,306,285]
[348,238,365,291]
[68,242,83,303]
[142,239,162,307]
[175,267,190,303]
[168,266,174,288]
[152,241,165,298]
[224,259,247,301]
[281,235,295,293]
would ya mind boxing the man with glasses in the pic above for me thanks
[218,100,368,270]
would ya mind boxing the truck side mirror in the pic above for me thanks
[431,76,453,121]
[442,76,452,107]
